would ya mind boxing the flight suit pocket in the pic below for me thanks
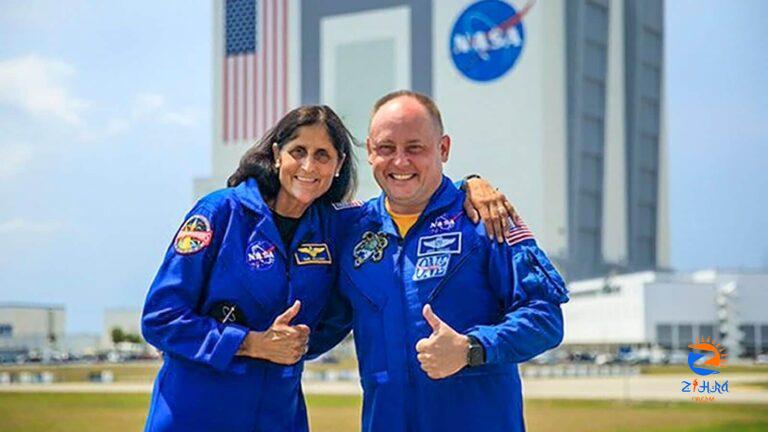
[291,265,335,325]
[343,271,389,384]
[159,357,259,428]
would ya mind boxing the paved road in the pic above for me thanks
[1,374,766,404]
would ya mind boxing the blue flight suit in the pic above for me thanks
[142,178,337,432]
[311,176,569,432]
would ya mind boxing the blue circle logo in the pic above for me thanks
[450,0,532,82]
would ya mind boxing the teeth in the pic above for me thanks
[296,176,316,182]
[391,174,414,180]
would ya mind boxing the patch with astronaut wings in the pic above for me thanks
[294,243,332,265]
[174,215,213,255]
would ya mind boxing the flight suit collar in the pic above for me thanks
[233,177,319,257]
[365,176,461,237]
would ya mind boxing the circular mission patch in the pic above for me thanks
[174,214,213,255]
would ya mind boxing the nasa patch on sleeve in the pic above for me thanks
[174,215,213,255]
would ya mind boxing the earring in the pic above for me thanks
[274,160,280,169]
[335,171,340,178]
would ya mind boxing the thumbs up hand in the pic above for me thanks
[237,300,310,364]
[415,304,470,379]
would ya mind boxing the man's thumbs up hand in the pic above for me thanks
[415,304,471,380]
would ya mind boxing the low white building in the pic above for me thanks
[102,308,143,348]
[0,303,66,359]
[562,270,768,358]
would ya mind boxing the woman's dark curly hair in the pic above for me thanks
[227,105,358,204]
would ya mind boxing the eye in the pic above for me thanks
[289,147,306,159]
[377,145,395,156]
[407,145,424,154]
[314,149,331,164]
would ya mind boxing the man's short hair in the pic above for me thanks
[370,90,444,135]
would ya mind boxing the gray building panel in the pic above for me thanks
[624,0,663,271]
[566,0,610,279]
[300,0,433,104]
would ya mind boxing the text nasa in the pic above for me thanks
[452,25,522,60]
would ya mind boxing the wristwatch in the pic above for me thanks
[466,335,486,367]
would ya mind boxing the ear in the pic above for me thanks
[439,134,451,163]
[366,137,375,165]
[336,152,347,175]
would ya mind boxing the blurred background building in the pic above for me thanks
[102,308,143,348]
[562,270,768,360]
[0,303,65,361]
[195,0,667,281]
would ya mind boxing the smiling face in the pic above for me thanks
[273,123,344,216]
[366,96,450,214]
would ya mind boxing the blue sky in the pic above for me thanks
[1,0,766,333]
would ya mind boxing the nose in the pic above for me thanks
[393,150,409,168]
[301,156,315,172]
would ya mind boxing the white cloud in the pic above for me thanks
[0,218,63,235]
[0,54,89,125]
[0,143,33,179]
[76,117,131,143]
[132,93,166,118]
[160,109,198,127]
[131,92,199,129]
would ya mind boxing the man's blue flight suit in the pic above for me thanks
[311,176,569,432]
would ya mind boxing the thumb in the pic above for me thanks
[422,304,442,333]
[274,300,301,325]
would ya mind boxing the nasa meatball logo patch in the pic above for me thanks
[246,240,277,270]
[450,0,534,82]
[174,215,213,255]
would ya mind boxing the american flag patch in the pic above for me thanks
[504,216,535,246]
[331,200,363,211]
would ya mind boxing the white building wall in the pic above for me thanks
[0,305,65,351]
[643,281,717,346]
[434,0,567,255]
[562,272,653,345]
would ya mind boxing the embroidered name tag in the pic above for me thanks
[294,243,332,265]
[412,254,451,281]
[417,232,462,256]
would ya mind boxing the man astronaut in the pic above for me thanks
[311,90,568,431]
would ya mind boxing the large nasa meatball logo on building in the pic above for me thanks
[450,0,534,82]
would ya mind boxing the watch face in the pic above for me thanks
[468,343,485,367]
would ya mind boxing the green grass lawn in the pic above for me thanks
[0,393,766,432]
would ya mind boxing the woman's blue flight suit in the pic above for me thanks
[142,178,336,432]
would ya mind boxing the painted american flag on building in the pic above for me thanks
[223,0,288,143]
